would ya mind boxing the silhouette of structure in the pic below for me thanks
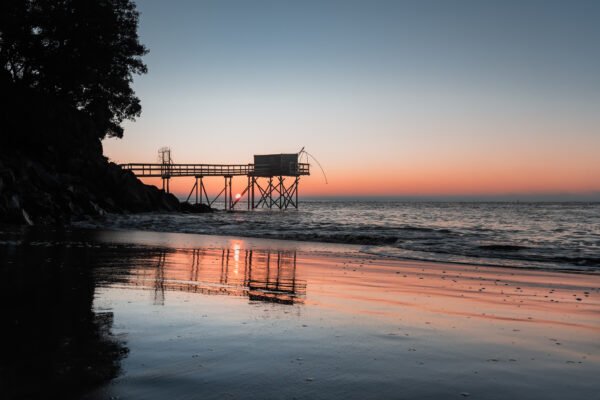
[121,150,310,210]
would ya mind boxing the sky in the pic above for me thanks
[103,0,600,199]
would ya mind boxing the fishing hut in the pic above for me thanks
[120,150,310,210]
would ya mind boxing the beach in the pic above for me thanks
[2,227,598,399]
[3,1,599,398]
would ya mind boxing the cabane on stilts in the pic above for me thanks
[120,150,310,210]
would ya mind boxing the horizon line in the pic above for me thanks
[299,193,600,201]
[172,192,600,202]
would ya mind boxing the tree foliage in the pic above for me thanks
[0,0,147,139]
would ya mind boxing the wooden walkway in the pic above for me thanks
[120,163,310,178]
[120,162,310,210]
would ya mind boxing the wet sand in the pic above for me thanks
[1,228,599,399]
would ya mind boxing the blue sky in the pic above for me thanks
[105,0,600,197]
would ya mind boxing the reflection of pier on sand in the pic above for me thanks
[126,246,306,305]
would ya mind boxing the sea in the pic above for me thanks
[75,201,600,273]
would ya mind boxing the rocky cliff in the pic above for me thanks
[0,87,186,225]
[0,148,182,225]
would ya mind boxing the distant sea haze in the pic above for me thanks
[77,201,600,273]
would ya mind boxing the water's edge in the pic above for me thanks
[73,200,600,273]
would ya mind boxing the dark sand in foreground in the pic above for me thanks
[1,229,598,399]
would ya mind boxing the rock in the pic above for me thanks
[180,202,214,213]
[0,143,189,225]
[22,209,33,226]
[89,201,106,216]
[162,193,182,211]
[9,194,21,210]
[2,168,16,187]
[27,160,60,189]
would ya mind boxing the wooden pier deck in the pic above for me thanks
[120,159,310,210]
[120,163,310,177]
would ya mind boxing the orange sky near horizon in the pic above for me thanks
[135,160,599,199]
[108,118,600,198]
[102,1,600,199]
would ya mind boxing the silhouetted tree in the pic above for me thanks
[0,0,147,139]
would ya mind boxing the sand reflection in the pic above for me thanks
[126,245,306,305]
[71,230,600,399]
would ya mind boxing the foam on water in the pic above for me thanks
[75,201,600,272]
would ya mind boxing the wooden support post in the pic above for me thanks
[252,177,255,209]
[199,177,202,204]
[195,176,199,204]
[268,177,273,209]
[279,176,283,209]
[224,176,228,210]
[228,176,233,210]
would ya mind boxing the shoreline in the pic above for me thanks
[2,226,599,399]
[56,225,600,275]
[91,229,598,399]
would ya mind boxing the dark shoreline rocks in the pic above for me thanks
[0,83,215,226]
[179,201,214,213]
[0,148,212,226]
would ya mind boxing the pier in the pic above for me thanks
[120,149,310,210]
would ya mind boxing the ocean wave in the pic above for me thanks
[478,244,530,251]
[73,201,600,272]
[361,246,600,273]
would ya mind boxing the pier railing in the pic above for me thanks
[120,163,310,177]
[120,161,310,210]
